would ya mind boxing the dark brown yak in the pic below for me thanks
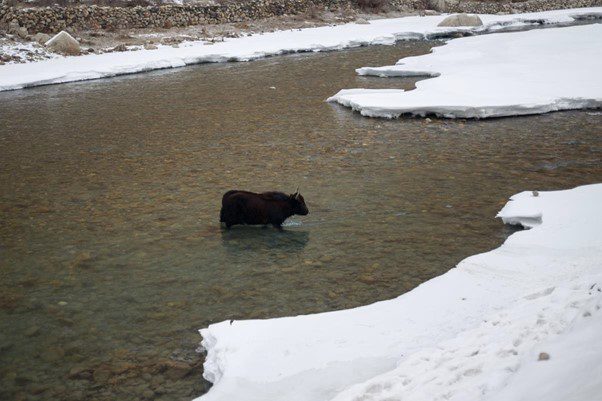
[219,190,309,229]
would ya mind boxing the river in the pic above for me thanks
[0,40,601,401]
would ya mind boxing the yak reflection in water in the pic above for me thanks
[220,226,310,253]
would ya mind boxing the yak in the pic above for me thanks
[220,189,309,229]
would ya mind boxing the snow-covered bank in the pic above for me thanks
[1,7,602,91]
[196,183,602,401]
[327,23,602,119]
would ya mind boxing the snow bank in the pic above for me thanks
[1,7,601,91]
[327,23,602,119]
[196,183,602,401]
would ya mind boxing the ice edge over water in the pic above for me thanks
[327,23,602,119]
[1,8,601,91]
[197,183,602,401]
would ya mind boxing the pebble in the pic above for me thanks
[68,365,92,380]
[358,273,377,284]
[93,367,111,383]
[538,352,550,361]
[25,326,40,337]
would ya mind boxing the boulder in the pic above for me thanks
[16,26,29,40]
[428,0,449,12]
[33,33,51,45]
[8,21,28,39]
[111,43,128,52]
[45,31,81,55]
[437,13,484,27]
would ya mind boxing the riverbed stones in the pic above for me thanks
[24,326,40,337]
[437,13,483,27]
[45,30,81,55]
[92,366,112,383]
[159,360,193,380]
[68,365,93,380]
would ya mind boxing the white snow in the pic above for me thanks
[327,23,602,119]
[0,40,58,64]
[1,7,601,91]
[196,183,602,401]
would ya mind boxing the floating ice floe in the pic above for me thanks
[327,23,602,119]
[1,7,601,91]
[196,183,602,401]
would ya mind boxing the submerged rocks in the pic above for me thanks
[45,31,80,55]
[159,360,193,380]
[437,13,483,27]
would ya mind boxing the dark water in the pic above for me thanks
[0,40,601,401]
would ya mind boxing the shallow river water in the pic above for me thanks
[1,40,601,401]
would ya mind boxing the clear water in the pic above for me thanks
[0,41,601,401]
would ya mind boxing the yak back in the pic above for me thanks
[222,190,290,203]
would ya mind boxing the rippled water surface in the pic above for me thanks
[1,40,601,401]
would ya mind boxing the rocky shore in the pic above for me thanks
[2,0,601,35]
[0,0,423,34]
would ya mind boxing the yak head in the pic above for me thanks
[289,190,309,216]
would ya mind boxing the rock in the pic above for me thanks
[160,360,192,380]
[111,43,128,52]
[33,33,51,45]
[8,20,20,34]
[41,347,65,362]
[358,273,377,284]
[538,352,550,361]
[144,43,158,50]
[25,326,40,337]
[68,365,92,380]
[437,14,484,27]
[111,361,135,375]
[92,366,111,382]
[355,18,369,25]
[0,342,13,354]
[45,31,81,56]
[428,0,449,12]
[28,384,48,395]
[16,27,29,40]
[15,374,34,386]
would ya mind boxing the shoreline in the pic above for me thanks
[1,7,601,92]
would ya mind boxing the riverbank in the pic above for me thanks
[3,0,600,34]
[1,0,601,64]
[198,183,602,401]
[1,7,601,91]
